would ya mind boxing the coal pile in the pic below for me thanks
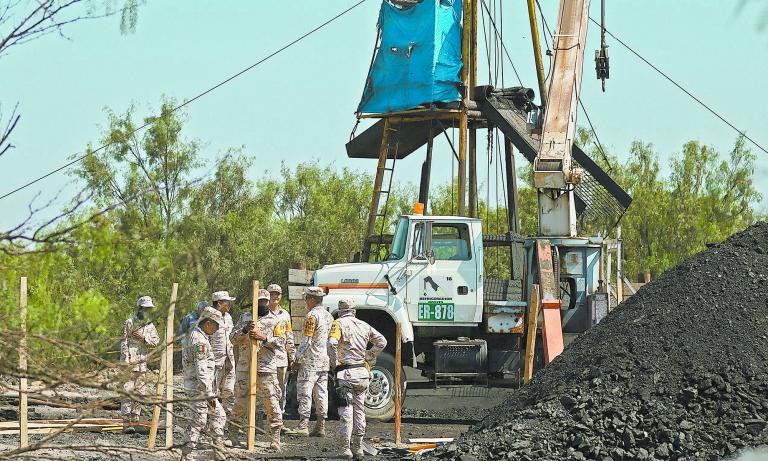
[430,223,768,461]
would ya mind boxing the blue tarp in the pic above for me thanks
[357,0,463,114]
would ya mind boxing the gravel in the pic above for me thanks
[429,222,768,461]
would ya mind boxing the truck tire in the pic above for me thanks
[365,351,406,422]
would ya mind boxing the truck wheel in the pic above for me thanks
[365,351,406,422]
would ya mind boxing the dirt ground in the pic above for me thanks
[0,376,510,460]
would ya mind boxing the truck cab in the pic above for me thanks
[313,213,605,420]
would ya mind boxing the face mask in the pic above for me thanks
[136,309,145,320]
[258,305,269,317]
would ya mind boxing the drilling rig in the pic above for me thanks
[311,0,631,421]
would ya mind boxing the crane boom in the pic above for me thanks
[534,0,591,237]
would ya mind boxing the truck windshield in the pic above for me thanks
[387,217,408,260]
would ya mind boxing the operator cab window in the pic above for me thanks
[432,224,471,260]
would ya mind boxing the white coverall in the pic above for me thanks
[327,311,387,450]
[119,315,160,419]
[182,326,226,449]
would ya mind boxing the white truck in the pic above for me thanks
[312,212,605,420]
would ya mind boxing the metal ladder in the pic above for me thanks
[363,118,399,262]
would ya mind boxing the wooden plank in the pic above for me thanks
[19,276,28,449]
[164,283,177,448]
[247,280,261,452]
[147,347,166,449]
[394,322,402,444]
[288,269,313,285]
[288,285,306,300]
[523,285,540,384]
[289,299,309,318]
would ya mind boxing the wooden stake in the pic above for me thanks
[524,285,540,384]
[247,280,260,451]
[18,276,28,449]
[164,283,178,448]
[394,322,402,444]
[147,348,167,449]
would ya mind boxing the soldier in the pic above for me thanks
[328,298,387,459]
[179,300,211,336]
[181,307,227,461]
[120,295,160,433]
[266,283,295,415]
[210,291,236,420]
[292,286,334,437]
[230,288,285,450]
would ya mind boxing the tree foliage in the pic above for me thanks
[0,103,763,358]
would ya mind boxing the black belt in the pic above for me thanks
[336,363,366,372]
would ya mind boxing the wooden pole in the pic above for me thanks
[616,226,623,305]
[523,285,540,384]
[164,283,178,448]
[18,276,28,449]
[247,280,260,451]
[394,323,402,444]
[147,348,166,449]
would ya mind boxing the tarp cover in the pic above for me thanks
[357,0,463,114]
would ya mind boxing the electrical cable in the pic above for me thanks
[479,0,523,86]
[588,17,768,156]
[578,98,613,172]
[0,0,369,202]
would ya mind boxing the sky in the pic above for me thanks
[1,0,767,230]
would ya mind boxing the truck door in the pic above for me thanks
[406,221,478,325]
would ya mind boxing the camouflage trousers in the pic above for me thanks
[214,364,236,416]
[277,366,288,414]
[231,371,283,430]
[120,370,148,419]
[297,369,328,420]
[184,390,226,450]
[337,377,369,443]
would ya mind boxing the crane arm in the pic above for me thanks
[534,0,591,237]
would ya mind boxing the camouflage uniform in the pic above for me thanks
[119,297,160,421]
[210,292,236,418]
[230,306,286,450]
[181,311,226,456]
[270,308,295,411]
[328,298,387,459]
[266,284,295,414]
[295,287,334,434]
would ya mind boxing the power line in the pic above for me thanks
[0,0,368,203]
[588,17,768,156]
[578,98,613,172]
[479,0,523,87]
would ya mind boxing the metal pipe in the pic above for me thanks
[469,124,478,218]
[458,114,467,216]
[470,0,478,94]
[418,122,434,209]
[526,0,548,107]
[504,137,520,234]
[505,138,519,279]
[458,0,472,216]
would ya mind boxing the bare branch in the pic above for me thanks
[0,102,20,158]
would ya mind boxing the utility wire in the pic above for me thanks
[578,99,613,172]
[0,0,368,203]
[588,17,768,156]
[479,0,523,86]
